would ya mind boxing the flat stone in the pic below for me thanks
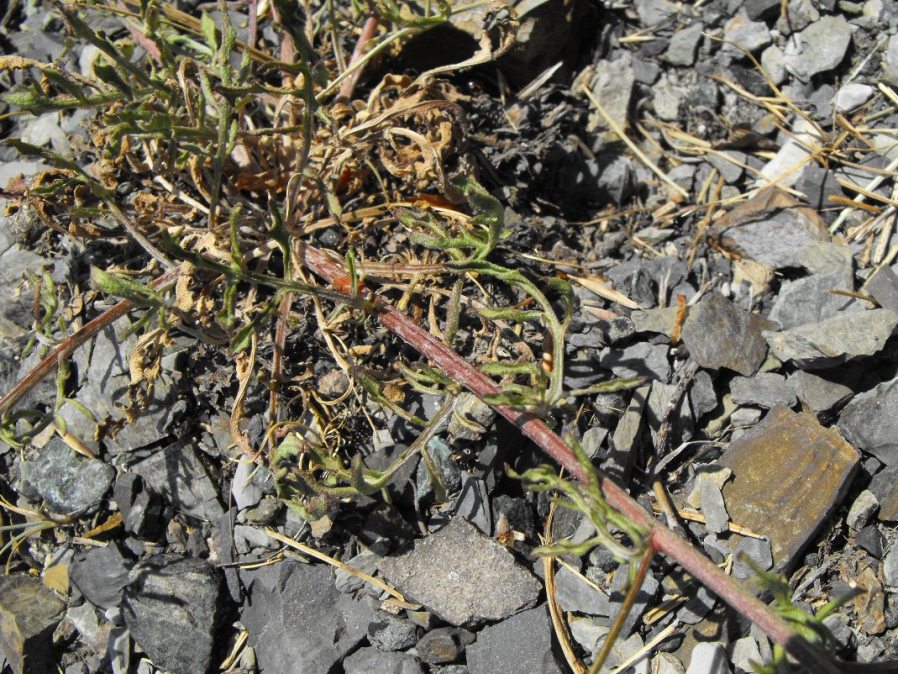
[839,377,898,465]
[707,151,746,184]
[835,83,875,112]
[866,266,898,314]
[787,370,853,414]
[784,15,853,80]
[869,464,898,521]
[846,490,879,530]
[718,406,859,570]
[588,57,635,134]
[723,9,771,53]
[882,545,898,586]
[764,309,898,369]
[686,642,729,674]
[732,537,773,579]
[664,23,703,66]
[855,525,884,559]
[767,273,859,331]
[599,341,671,381]
[18,437,115,518]
[690,370,718,419]
[760,45,787,84]
[554,566,611,616]
[681,293,771,376]
[69,543,133,609]
[730,637,763,673]
[131,440,223,521]
[594,633,648,673]
[631,307,679,338]
[700,479,730,535]
[378,517,540,626]
[730,373,796,409]
[343,647,422,674]
[609,567,659,636]
[568,616,610,653]
[465,605,562,674]
[799,242,853,283]
[122,555,224,674]
[654,652,686,674]
[240,561,368,674]
[723,211,825,268]
[0,575,66,674]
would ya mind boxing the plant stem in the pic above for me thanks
[294,241,844,674]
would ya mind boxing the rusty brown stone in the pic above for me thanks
[718,405,859,571]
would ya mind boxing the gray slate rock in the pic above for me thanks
[784,15,853,80]
[131,440,223,521]
[764,309,898,369]
[240,561,369,674]
[554,566,611,616]
[700,479,730,535]
[379,517,540,626]
[839,377,898,465]
[767,273,859,331]
[664,23,703,66]
[0,575,66,674]
[732,537,774,579]
[681,293,771,375]
[719,210,827,269]
[465,605,562,674]
[18,437,114,517]
[343,648,422,674]
[787,370,853,414]
[368,611,417,651]
[730,373,796,409]
[69,544,133,609]
[609,567,659,636]
[686,642,730,674]
[866,267,898,315]
[122,555,224,674]
[599,341,671,382]
[723,9,771,53]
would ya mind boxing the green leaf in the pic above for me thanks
[90,267,163,307]
[201,12,218,54]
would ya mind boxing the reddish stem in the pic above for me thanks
[335,16,379,103]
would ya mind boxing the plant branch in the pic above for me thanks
[293,241,844,674]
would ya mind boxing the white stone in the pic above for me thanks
[835,83,874,113]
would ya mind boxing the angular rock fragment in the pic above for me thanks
[763,309,898,369]
[378,517,540,626]
[730,372,796,409]
[869,464,898,521]
[681,293,771,375]
[0,575,65,674]
[122,555,225,674]
[664,23,703,66]
[69,543,133,609]
[343,648,422,674]
[787,370,853,414]
[599,341,671,381]
[784,15,853,80]
[718,406,859,570]
[554,565,611,616]
[866,266,898,315]
[723,9,771,53]
[465,605,563,674]
[130,440,223,521]
[714,188,829,268]
[18,437,114,517]
[767,273,859,331]
[416,626,472,664]
[241,561,369,674]
[839,377,898,465]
